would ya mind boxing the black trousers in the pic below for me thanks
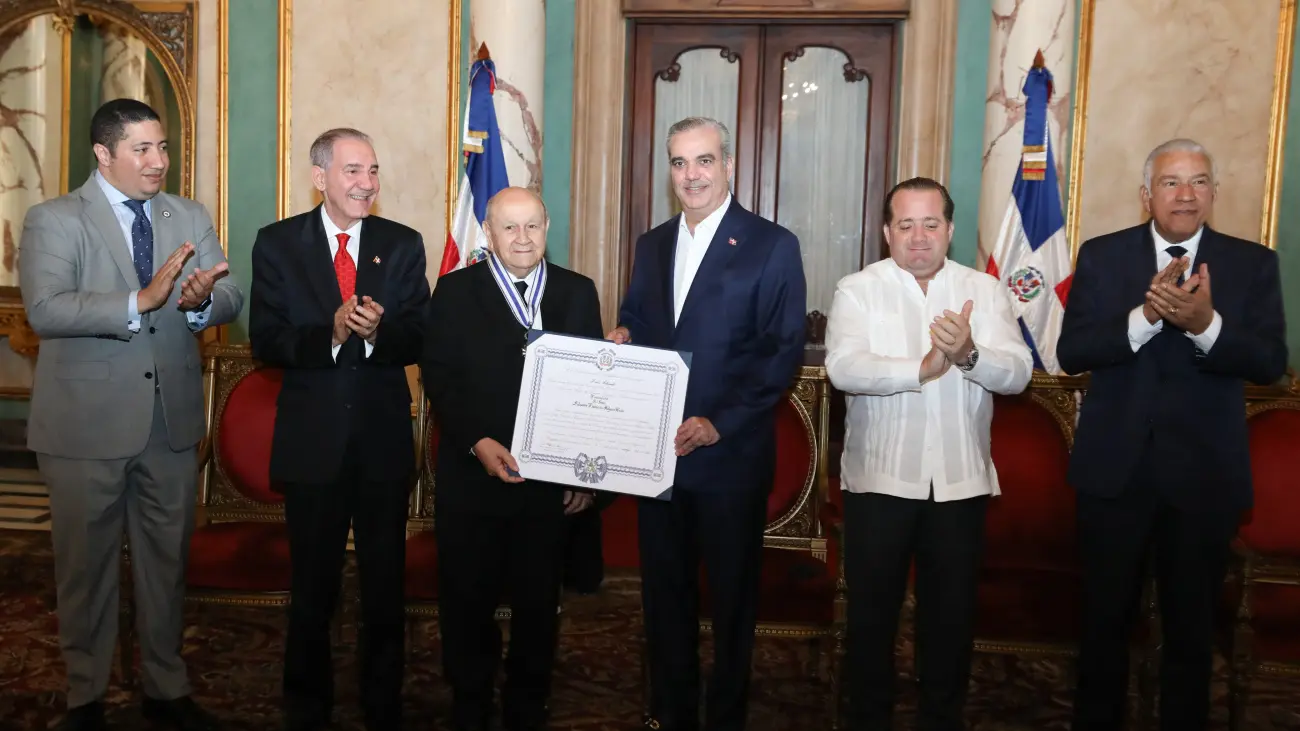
[638,486,768,731]
[844,490,989,731]
[563,506,604,594]
[1071,470,1238,731]
[436,502,568,731]
[281,452,410,729]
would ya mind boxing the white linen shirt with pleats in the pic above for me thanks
[825,257,1033,502]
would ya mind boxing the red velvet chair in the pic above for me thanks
[972,376,1156,726]
[186,345,292,606]
[643,368,844,729]
[1226,398,1300,730]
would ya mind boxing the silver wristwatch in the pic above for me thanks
[958,345,980,372]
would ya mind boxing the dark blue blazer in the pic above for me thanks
[1058,223,1287,511]
[618,202,807,492]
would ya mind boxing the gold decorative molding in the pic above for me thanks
[0,306,38,358]
[216,0,227,249]
[58,15,70,194]
[0,0,198,199]
[1065,0,1094,262]
[445,0,462,251]
[1068,0,1292,256]
[1261,0,1297,250]
[275,0,291,219]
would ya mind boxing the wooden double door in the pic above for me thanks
[625,21,898,319]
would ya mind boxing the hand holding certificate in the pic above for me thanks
[509,331,690,500]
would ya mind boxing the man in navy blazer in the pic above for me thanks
[608,116,807,731]
[1058,139,1287,731]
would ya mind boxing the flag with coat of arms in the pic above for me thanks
[440,49,510,277]
[984,50,1074,374]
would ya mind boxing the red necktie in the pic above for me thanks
[334,233,355,300]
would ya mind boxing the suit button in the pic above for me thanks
[149,327,156,334]
[345,404,352,409]
[145,372,153,379]
[350,366,357,371]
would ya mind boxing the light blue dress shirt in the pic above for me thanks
[94,171,210,333]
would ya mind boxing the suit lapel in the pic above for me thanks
[1191,226,1220,280]
[1130,224,1158,303]
[675,204,746,330]
[302,205,343,312]
[540,266,566,333]
[78,177,140,289]
[355,217,383,302]
[150,194,180,277]
[658,220,676,325]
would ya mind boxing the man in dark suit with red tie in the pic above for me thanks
[249,128,429,731]
[1059,138,1287,731]
[608,116,807,731]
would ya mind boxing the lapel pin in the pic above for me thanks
[373,256,381,264]
[161,210,171,218]
[728,237,737,246]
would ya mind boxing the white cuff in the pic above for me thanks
[1186,310,1222,353]
[1127,305,1162,352]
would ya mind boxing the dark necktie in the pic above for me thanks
[514,280,528,298]
[123,199,154,288]
[1166,245,1187,286]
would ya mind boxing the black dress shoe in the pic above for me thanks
[57,701,107,731]
[142,695,220,730]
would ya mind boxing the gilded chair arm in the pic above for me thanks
[196,434,212,469]
[822,498,846,586]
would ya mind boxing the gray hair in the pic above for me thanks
[666,116,732,160]
[310,127,373,169]
[1143,138,1217,190]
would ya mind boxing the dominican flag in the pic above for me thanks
[985,52,1073,374]
[439,55,510,276]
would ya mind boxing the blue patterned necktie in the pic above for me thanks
[123,198,154,288]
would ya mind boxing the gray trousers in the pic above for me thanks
[38,392,197,708]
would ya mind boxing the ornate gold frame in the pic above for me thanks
[216,0,227,249]
[444,0,462,242]
[276,0,290,218]
[0,0,198,361]
[1066,0,1296,257]
[1064,0,1095,262]
[1261,0,1297,250]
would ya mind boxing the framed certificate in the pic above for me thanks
[510,331,690,500]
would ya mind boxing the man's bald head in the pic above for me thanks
[483,186,550,277]
[486,186,548,224]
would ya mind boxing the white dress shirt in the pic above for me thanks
[673,194,731,323]
[95,171,209,333]
[321,206,374,361]
[1126,222,1222,353]
[825,258,1034,502]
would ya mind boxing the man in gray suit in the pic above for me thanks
[19,99,242,731]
